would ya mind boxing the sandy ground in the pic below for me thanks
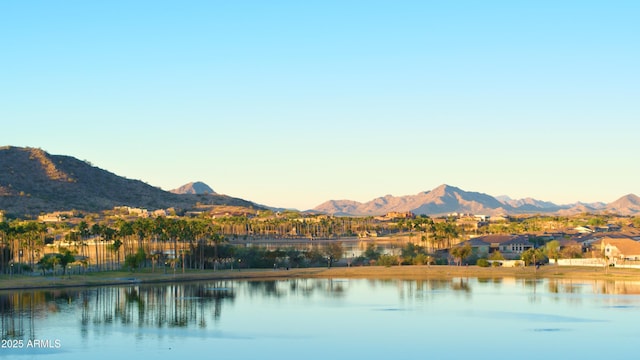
[1,265,639,291]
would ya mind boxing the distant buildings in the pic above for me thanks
[37,211,73,222]
[375,212,416,221]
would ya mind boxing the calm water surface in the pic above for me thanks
[2,276,639,359]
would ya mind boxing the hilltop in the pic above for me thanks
[0,146,257,217]
[170,181,216,195]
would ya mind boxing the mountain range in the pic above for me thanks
[312,184,640,217]
[1,146,638,218]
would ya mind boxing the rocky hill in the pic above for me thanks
[170,181,216,195]
[313,184,640,216]
[0,146,257,217]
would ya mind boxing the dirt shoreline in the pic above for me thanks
[2,265,640,291]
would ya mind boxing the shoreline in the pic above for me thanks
[1,265,640,291]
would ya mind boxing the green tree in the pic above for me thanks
[324,242,344,268]
[305,246,326,266]
[587,217,606,227]
[377,254,398,267]
[521,248,546,268]
[433,221,459,249]
[363,243,381,261]
[545,240,560,263]
[108,239,123,270]
[125,247,147,272]
[58,249,75,275]
[37,254,57,275]
[0,222,11,274]
[560,243,583,259]
[449,243,472,266]
[413,253,434,265]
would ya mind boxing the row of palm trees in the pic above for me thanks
[0,217,227,273]
[0,214,466,273]
[4,212,614,274]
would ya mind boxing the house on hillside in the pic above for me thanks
[456,216,488,231]
[599,237,640,262]
[38,213,63,222]
[382,212,416,220]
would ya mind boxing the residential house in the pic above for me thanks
[462,237,492,258]
[499,235,534,254]
[580,232,635,249]
[461,234,533,259]
[599,237,640,262]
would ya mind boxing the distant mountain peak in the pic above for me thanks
[313,184,510,216]
[170,181,215,195]
[605,194,640,215]
[432,184,458,192]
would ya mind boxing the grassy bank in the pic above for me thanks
[1,265,639,291]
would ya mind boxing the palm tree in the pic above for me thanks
[0,222,9,274]
[91,223,103,270]
[109,239,123,270]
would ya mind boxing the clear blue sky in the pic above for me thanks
[2,1,638,210]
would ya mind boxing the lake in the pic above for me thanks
[2,277,639,359]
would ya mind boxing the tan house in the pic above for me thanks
[599,237,640,261]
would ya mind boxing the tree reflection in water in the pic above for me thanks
[3,277,640,342]
[1,281,237,341]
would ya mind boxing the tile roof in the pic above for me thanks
[466,234,531,246]
[599,237,640,257]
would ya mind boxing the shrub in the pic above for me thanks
[477,258,490,267]
[435,258,448,265]
[378,254,398,267]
